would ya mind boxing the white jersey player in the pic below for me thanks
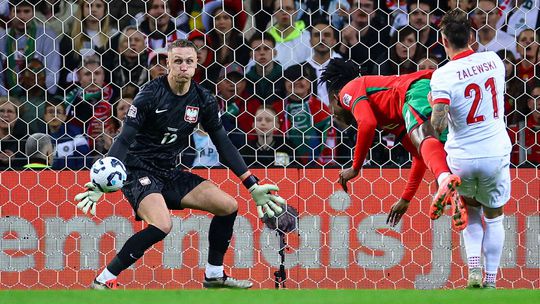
[430,9,512,290]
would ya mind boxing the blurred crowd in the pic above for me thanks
[0,0,538,170]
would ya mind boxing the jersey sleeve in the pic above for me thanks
[199,89,223,133]
[350,100,378,171]
[429,70,451,105]
[399,135,427,201]
[123,83,155,129]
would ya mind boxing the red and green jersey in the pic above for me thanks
[338,69,433,171]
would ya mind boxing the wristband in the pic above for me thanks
[242,175,259,189]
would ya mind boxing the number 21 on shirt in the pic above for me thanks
[464,77,499,125]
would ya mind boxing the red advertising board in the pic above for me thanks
[0,169,538,289]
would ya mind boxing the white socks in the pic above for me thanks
[463,205,483,268]
[96,267,117,284]
[205,263,224,279]
[483,214,505,280]
[437,172,451,186]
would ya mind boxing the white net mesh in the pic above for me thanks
[0,0,539,289]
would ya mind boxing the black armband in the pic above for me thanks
[242,175,259,189]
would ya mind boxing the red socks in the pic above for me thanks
[419,137,450,179]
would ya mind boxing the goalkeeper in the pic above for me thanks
[321,59,466,229]
[75,39,285,289]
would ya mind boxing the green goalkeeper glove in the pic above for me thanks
[74,182,104,216]
[249,183,286,218]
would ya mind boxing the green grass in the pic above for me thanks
[1,289,539,304]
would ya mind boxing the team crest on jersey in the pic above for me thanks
[342,94,352,107]
[139,176,151,186]
[184,106,199,123]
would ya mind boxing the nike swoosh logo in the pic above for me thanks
[155,108,168,113]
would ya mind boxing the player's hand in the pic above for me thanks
[338,167,359,193]
[386,198,410,227]
[74,182,104,216]
[249,183,286,218]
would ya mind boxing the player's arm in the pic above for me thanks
[387,135,427,226]
[202,92,285,218]
[338,99,378,192]
[429,73,451,135]
[75,85,152,215]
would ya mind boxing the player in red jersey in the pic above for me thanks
[321,58,466,229]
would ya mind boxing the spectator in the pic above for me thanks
[215,63,261,146]
[23,132,53,170]
[64,55,113,155]
[417,55,440,70]
[274,63,335,165]
[188,30,220,91]
[139,0,187,51]
[339,0,391,74]
[245,31,284,102]
[406,0,445,59]
[59,0,116,89]
[239,105,293,167]
[496,50,526,126]
[374,26,426,75]
[515,28,539,82]
[266,0,312,69]
[191,124,221,168]
[107,0,145,30]
[525,80,540,165]
[0,0,60,95]
[18,58,47,133]
[111,26,148,97]
[40,98,90,170]
[447,0,474,12]
[34,0,78,39]
[203,0,249,66]
[148,48,168,81]
[0,96,26,170]
[99,95,134,156]
[250,0,278,32]
[472,0,518,57]
[307,20,342,106]
[299,0,351,30]
[497,0,540,37]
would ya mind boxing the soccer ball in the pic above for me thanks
[90,157,127,193]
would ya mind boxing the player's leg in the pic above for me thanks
[476,156,511,289]
[403,79,461,220]
[461,196,484,288]
[163,172,252,289]
[92,194,171,289]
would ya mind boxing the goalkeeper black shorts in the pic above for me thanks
[121,168,206,221]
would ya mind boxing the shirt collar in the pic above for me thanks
[451,49,475,60]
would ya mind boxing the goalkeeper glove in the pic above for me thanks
[74,182,103,216]
[244,175,285,218]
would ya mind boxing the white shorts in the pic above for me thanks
[447,154,511,209]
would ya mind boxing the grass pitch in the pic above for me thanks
[1,289,539,304]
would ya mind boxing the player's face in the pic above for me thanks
[251,39,275,66]
[167,47,197,84]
